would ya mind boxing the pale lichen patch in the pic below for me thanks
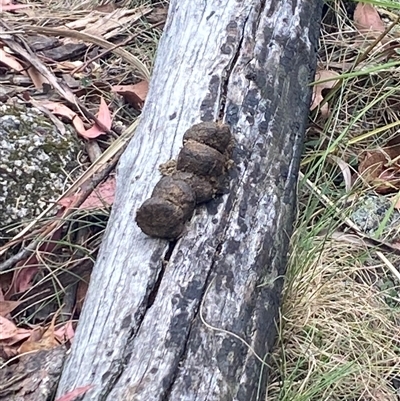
[0,104,82,239]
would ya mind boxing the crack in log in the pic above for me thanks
[161,239,225,400]
[148,240,177,308]
[218,14,249,120]
[98,242,176,400]
[99,359,125,400]
[255,0,267,31]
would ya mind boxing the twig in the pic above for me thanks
[0,20,116,136]
[71,21,164,75]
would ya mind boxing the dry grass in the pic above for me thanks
[266,1,400,400]
[267,235,400,400]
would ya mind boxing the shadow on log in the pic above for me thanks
[56,1,322,400]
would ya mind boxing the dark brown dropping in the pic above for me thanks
[136,121,234,239]
[210,174,230,196]
[135,197,194,239]
[183,122,231,154]
[152,176,195,215]
[171,171,216,203]
[176,140,225,177]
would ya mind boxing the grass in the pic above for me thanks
[266,0,400,399]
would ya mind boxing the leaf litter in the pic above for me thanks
[0,0,165,393]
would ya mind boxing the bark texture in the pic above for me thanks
[57,0,322,400]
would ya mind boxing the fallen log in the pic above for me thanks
[56,0,322,400]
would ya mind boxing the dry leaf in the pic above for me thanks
[310,70,339,118]
[26,65,50,89]
[18,340,52,353]
[81,176,115,208]
[81,97,112,139]
[0,300,21,317]
[54,321,75,343]
[55,385,93,401]
[6,228,62,296]
[57,193,79,209]
[112,81,149,109]
[0,316,18,340]
[377,168,400,192]
[11,264,39,294]
[25,326,45,343]
[0,344,18,359]
[359,151,386,181]
[386,135,400,158]
[0,48,26,74]
[354,3,385,34]
[39,314,59,346]
[19,312,59,353]
[59,176,115,210]
[359,150,400,193]
[0,0,30,11]
[1,328,31,346]
[37,100,86,135]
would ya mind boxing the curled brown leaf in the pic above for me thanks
[354,3,385,34]
[310,70,339,118]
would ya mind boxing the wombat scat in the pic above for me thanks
[177,140,226,177]
[183,121,231,153]
[170,171,217,204]
[135,121,233,239]
[135,197,191,240]
[152,176,196,211]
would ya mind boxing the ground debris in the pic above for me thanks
[0,346,66,401]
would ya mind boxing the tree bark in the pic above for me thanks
[56,0,322,400]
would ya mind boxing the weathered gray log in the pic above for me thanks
[56,1,322,400]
